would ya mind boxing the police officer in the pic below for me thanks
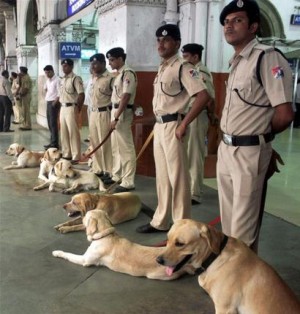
[137,24,211,233]
[89,53,114,178]
[18,66,32,131]
[181,43,217,205]
[105,47,137,193]
[218,0,294,251]
[59,59,85,163]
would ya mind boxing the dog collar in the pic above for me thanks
[196,235,229,275]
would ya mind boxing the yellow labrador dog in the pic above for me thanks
[52,210,195,280]
[157,219,300,314]
[54,192,142,233]
[33,159,106,194]
[38,148,62,182]
[4,143,44,170]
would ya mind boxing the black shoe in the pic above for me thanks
[12,121,19,124]
[19,127,32,131]
[136,223,168,234]
[84,138,90,143]
[103,178,118,185]
[3,129,14,132]
[191,199,202,205]
[44,144,59,150]
[114,185,135,193]
[62,157,72,161]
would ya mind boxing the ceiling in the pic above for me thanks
[0,0,16,45]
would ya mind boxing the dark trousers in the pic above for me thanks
[46,101,60,146]
[0,95,13,132]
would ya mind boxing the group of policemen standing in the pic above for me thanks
[0,66,32,132]
[3,0,294,253]
[137,0,294,256]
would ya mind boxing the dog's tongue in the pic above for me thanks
[166,266,175,276]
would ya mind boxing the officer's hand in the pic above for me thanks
[266,149,284,180]
[111,120,118,130]
[175,124,186,141]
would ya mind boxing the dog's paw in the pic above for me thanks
[58,226,69,234]
[52,250,64,258]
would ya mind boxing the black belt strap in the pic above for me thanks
[65,103,76,107]
[223,133,274,146]
[156,113,185,123]
[113,104,133,109]
[96,107,109,112]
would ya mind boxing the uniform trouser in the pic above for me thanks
[46,101,60,147]
[151,121,191,230]
[217,140,272,248]
[89,110,112,174]
[12,99,21,123]
[20,96,31,129]
[60,106,81,160]
[187,110,208,203]
[111,108,136,188]
[0,95,13,131]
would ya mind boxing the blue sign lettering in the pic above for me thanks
[67,0,94,17]
[60,42,81,59]
[290,14,300,25]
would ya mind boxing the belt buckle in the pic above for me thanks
[223,134,233,146]
[155,115,163,123]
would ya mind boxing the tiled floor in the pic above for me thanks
[0,121,299,314]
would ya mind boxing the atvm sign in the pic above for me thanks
[60,42,81,59]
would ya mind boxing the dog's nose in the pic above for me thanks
[156,255,165,265]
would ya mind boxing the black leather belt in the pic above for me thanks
[155,113,185,124]
[113,104,133,109]
[92,106,109,112]
[222,132,274,146]
[62,103,76,107]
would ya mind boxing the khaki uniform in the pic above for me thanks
[89,70,113,174]
[110,65,137,189]
[19,74,32,129]
[187,62,215,203]
[11,78,21,123]
[59,72,84,161]
[151,55,207,230]
[217,39,293,247]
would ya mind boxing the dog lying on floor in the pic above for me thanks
[38,148,62,182]
[33,159,106,194]
[52,210,195,280]
[54,192,142,233]
[156,219,300,314]
[4,143,44,170]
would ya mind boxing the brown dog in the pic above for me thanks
[54,192,142,233]
[157,219,300,314]
[4,143,44,170]
[52,210,195,280]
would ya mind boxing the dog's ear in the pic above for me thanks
[86,217,98,235]
[16,145,24,156]
[44,150,50,160]
[199,224,220,254]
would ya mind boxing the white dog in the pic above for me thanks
[4,143,44,170]
[52,210,194,280]
[38,148,62,182]
[33,159,106,194]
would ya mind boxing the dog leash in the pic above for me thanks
[106,130,154,193]
[79,128,114,163]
